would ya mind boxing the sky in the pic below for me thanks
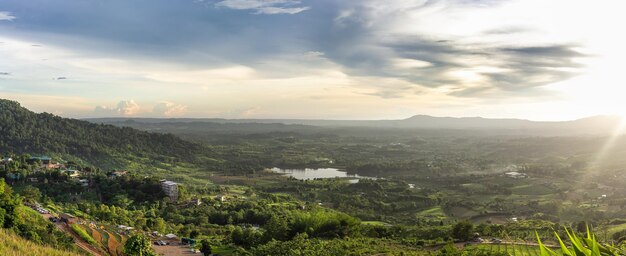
[0,0,625,120]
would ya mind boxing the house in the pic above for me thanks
[504,171,527,179]
[27,156,52,165]
[109,170,128,178]
[165,233,177,240]
[63,169,80,178]
[60,213,77,224]
[40,162,62,169]
[161,180,179,201]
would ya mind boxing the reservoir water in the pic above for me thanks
[269,167,376,181]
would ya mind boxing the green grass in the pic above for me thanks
[468,243,554,255]
[416,206,446,217]
[211,245,239,255]
[511,184,555,195]
[448,206,478,218]
[362,221,391,226]
[605,223,626,238]
[70,224,99,247]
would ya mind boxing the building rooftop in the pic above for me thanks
[161,180,177,186]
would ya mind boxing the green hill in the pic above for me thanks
[0,99,208,169]
[0,228,81,256]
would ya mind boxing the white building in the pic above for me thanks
[161,180,179,201]
[505,171,527,179]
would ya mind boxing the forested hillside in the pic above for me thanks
[0,99,207,168]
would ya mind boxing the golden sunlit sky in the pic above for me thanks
[0,0,625,120]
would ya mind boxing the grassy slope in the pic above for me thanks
[0,229,82,256]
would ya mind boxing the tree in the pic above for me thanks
[111,194,134,208]
[189,230,199,239]
[20,185,41,203]
[124,234,156,256]
[264,215,291,241]
[451,221,474,241]
[200,239,212,256]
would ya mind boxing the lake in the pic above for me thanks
[269,167,376,182]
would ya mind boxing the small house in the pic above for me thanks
[27,156,52,165]
[109,170,128,178]
[60,213,77,224]
[505,171,527,179]
[64,170,80,178]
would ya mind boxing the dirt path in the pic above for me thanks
[104,230,121,256]
[42,213,104,256]
[89,227,102,244]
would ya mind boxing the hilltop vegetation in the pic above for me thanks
[0,99,208,169]
[0,178,77,252]
[5,99,626,255]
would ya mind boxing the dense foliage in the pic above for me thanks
[0,178,75,251]
[0,99,207,168]
[124,234,156,256]
[4,100,626,255]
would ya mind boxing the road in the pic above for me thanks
[42,213,104,256]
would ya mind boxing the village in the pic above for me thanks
[1,155,241,256]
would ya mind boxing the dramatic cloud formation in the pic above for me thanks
[214,0,310,14]
[0,11,15,21]
[94,100,141,116]
[153,101,187,117]
[0,0,624,120]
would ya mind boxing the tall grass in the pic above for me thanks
[0,229,80,256]
[537,226,623,256]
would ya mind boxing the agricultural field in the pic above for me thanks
[464,243,556,255]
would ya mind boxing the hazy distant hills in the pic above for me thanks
[86,114,624,136]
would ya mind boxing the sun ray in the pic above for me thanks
[589,117,626,171]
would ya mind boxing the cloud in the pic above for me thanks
[153,101,187,117]
[215,0,310,14]
[317,0,587,99]
[0,11,16,21]
[94,100,141,116]
[223,107,261,118]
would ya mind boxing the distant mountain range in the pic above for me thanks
[86,115,624,136]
